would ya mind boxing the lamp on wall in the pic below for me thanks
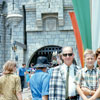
[12,41,18,61]
[12,41,17,52]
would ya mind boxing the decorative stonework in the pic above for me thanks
[7,14,23,26]
[7,0,23,26]
[36,0,64,27]
[45,18,57,31]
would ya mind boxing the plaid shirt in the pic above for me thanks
[49,63,79,100]
[75,67,100,90]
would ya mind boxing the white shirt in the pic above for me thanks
[61,63,76,96]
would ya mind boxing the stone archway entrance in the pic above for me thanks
[29,45,62,66]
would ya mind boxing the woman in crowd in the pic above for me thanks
[0,60,22,100]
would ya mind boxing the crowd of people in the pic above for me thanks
[0,46,100,100]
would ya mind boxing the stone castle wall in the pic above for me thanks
[0,0,81,70]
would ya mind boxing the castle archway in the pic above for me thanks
[29,45,62,66]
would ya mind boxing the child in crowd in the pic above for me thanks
[26,70,31,89]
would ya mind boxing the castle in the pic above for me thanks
[0,0,80,70]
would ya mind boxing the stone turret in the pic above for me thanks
[7,0,22,26]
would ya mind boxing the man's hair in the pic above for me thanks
[95,48,100,58]
[61,46,73,54]
[22,63,26,66]
[84,49,95,58]
[3,60,16,74]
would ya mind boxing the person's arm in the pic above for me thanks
[15,76,22,100]
[17,68,19,75]
[16,91,22,100]
[76,85,88,100]
[24,68,27,75]
[42,73,50,100]
[89,85,100,100]
[42,95,48,100]
[75,70,88,100]
[81,87,96,96]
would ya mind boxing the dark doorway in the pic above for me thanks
[29,45,62,66]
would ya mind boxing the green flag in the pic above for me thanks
[72,0,92,50]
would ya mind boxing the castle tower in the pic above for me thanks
[7,0,23,60]
[7,0,22,26]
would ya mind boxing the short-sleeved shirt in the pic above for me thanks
[18,67,26,76]
[29,70,50,100]
[48,68,54,77]
[75,66,100,90]
[0,73,21,100]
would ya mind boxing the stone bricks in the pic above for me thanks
[0,0,81,70]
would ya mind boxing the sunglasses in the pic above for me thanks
[63,53,73,57]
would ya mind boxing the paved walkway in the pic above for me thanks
[22,88,32,100]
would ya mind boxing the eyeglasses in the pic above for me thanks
[63,53,73,57]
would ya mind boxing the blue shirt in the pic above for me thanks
[18,67,26,76]
[48,68,54,77]
[29,70,50,100]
